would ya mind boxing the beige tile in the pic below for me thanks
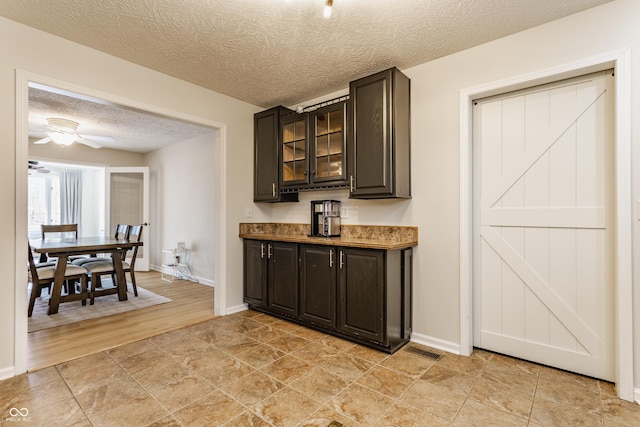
[320,354,373,382]
[105,338,156,361]
[252,313,281,325]
[56,351,115,378]
[235,343,285,368]
[145,415,183,427]
[159,334,213,358]
[539,365,600,393]
[419,365,478,397]
[290,367,351,404]
[600,381,618,398]
[254,387,322,427]
[222,370,285,406]
[267,333,311,353]
[375,402,449,427]
[438,352,488,377]
[130,358,192,390]
[530,396,604,427]
[345,344,390,364]
[0,366,63,405]
[148,328,194,347]
[214,332,261,355]
[356,365,415,398]
[481,360,539,395]
[149,374,217,412]
[467,378,533,419]
[195,356,255,387]
[453,399,528,427]
[319,335,356,353]
[88,394,169,427]
[223,410,272,427]
[399,380,466,422]
[117,347,174,374]
[0,381,73,418]
[329,383,394,426]
[380,351,435,379]
[15,397,88,427]
[536,375,601,415]
[60,360,130,396]
[292,340,347,366]
[601,397,640,426]
[173,390,244,426]
[75,375,150,416]
[286,325,328,341]
[490,353,541,376]
[166,342,228,370]
[244,324,292,343]
[302,405,365,427]
[260,354,314,384]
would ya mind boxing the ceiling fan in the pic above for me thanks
[28,160,50,174]
[30,118,113,149]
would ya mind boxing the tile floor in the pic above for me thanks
[2,310,640,426]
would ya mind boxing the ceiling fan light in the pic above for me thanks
[48,131,76,146]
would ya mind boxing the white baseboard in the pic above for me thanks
[411,332,461,355]
[0,366,15,381]
[149,264,213,286]
[634,388,640,404]
[226,303,248,315]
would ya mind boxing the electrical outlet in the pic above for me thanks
[245,207,253,218]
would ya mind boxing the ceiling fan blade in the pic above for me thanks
[76,137,103,149]
[78,134,115,143]
[33,136,52,144]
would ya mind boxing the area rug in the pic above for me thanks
[28,285,172,333]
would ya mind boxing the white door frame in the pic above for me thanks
[14,70,229,375]
[459,49,633,401]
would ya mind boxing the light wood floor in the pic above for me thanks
[27,271,216,371]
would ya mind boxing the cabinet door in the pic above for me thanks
[310,102,348,185]
[300,245,337,328]
[268,241,299,317]
[281,113,309,187]
[338,248,384,343]
[348,67,411,199]
[254,107,299,202]
[243,240,267,307]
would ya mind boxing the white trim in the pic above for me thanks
[15,70,228,372]
[459,50,634,401]
[411,333,461,355]
[226,303,249,315]
[634,388,640,405]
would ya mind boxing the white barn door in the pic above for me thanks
[472,71,614,381]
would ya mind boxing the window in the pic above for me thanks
[28,173,60,238]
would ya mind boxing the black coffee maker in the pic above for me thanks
[310,200,341,237]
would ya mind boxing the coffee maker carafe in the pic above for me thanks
[310,200,341,237]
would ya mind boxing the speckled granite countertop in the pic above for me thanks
[239,223,418,250]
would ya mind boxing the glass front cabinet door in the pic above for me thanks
[281,114,309,187]
[310,101,348,185]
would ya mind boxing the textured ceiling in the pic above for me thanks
[3,0,614,152]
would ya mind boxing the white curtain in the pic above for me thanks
[60,170,83,233]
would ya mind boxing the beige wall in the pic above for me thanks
[145,132,218,282]
[29,140,146,167]
[0,16,260,377]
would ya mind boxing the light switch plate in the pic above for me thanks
[245,207,253,218]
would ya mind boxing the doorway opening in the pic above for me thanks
[16,70,228,374]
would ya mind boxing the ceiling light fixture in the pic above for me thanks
[46,118,79,146]
[323,0,333,19]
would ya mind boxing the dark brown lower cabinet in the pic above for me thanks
[243,239,412,353]
[243,239,267,308]
[299,245,337,329]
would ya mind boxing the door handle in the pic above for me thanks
[268,244,272,259]
[272,182,276,197]
[339,250,344,269]
[350,176,355,192]
[260,243,265,258]
[329,249,334,267]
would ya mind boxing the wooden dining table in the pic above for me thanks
[29,236,142,315]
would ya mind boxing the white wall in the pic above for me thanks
[146,132,218,283]
[270,0,640,392]
[1,16,260,377]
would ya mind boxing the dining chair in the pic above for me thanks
[72,224,130,266]
[84,224,143,304]
[27,244,89,317]
[40,223,78,263]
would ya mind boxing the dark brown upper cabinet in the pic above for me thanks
[348,67,411,199]
[254,107,298,202]
[309,101,348,186]
[280,112,309,188]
